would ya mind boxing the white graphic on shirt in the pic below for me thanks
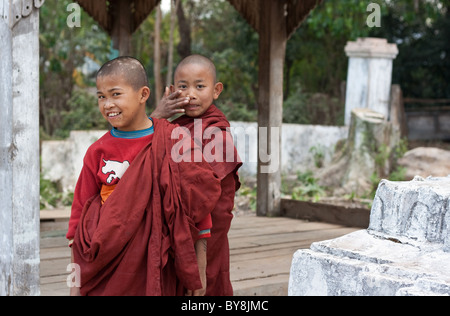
[102,159,130,184]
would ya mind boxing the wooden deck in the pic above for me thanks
[39,210,359,296]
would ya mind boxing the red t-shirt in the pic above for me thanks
[67,123,212,240]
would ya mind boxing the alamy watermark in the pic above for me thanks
[66,3,81,28]
[367,3,381,28]
[170,120,280,174]
[67,263,81,288]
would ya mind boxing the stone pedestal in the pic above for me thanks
[317,108,399,196]
[344,38,398,125]
[289,176,450,296]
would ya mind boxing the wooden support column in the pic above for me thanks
[0,0,43,296]
[111,0,132,56]
[257,0,287,217]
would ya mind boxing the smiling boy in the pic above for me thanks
[68,56,220,296]
[153,55,242,296]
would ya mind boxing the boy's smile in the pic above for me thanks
[97,75,151,132]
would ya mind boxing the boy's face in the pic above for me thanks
[97,74,151,131]
[174,63,223,117]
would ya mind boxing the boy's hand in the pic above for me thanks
[186,239,207,296]
[185,268,207,296]
[152,86,189,119]
[70,287,81,296]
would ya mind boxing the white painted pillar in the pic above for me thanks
[0,0,44,296]
[344,38,398,125]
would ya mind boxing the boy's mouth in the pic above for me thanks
[186,104,200,111]
[107,112,121,118]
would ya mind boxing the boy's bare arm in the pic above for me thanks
[70,247,81,296]
[186,238,208,296]
[151,86,189,119]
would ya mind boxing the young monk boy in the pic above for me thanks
[152,54,242,296]
[67,56,221,296]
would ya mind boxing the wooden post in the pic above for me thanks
[256,0,287,217]
[0,0,43,296]
[111,0,132,56]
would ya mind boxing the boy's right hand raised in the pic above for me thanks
[152,86,189,120]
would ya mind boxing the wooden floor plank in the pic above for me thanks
[39,215,360,296]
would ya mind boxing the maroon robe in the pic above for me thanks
[72,118,221,296]
[173,105,242,296]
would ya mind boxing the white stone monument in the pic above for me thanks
[344,38,399,125]
[289,176,450,296]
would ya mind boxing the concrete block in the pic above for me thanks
[369,176,450,249]
[289,176,450,296]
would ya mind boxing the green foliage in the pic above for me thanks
[191,0,259,116]
[39,0,450,131]
[305,0,377,40]
[218,101,257,122]
[53,89,109,139]
[291,171,326,202]
[285,0,376,98]
[283,83,309,124]
[239,184,257,212]
[309,145,326,169]
[39,0,111,136]
[40,173,73,210]
[283,83,345,125]
[365,138,409,199]
[370,0,450,101]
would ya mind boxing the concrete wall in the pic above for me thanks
[406,109,450,141]
[41,122,349,193]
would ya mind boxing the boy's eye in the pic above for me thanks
[113,93,121,97]
[178,85,187,90]
[197,85,205,89]
[98,95,105,100]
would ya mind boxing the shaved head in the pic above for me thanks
[175,54,217,83]
[97,56,149,91]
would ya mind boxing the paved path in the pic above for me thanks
[39,210,359,296]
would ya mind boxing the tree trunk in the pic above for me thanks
[154,4,163,104]
[176,0,191,59]
[167,0,179,84]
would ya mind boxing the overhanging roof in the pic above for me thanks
[227,0,321,38]
[76,0,320,38]
[76,0,161,34]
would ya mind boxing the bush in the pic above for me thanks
[40,173,73,210]
[283,83,345,126]
[53,89,109,139]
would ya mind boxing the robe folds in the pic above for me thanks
[72,118,221,296]
[173,105,243,296]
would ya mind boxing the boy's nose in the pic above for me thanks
[187,89,197,100]
[104,99,114,109]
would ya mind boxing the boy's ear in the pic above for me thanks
[214,82,224,100]
[140,87,151,103]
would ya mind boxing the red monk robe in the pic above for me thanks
[173,105,242,296]
[72,118,221,296]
